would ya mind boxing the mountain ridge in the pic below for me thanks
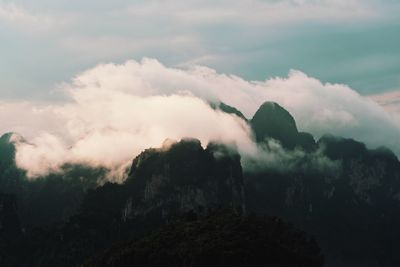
[0,101,399,266]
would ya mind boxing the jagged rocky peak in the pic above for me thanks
[0,133,19,167]
[0,133,14,143]
[0,132,25,145]
[0,132,28,164]
[253,102,297,129]
[318,134,398,162]
[317,134,400,202]
[371,146,399,162]
[251,101,316,151]
[213,101,247,121]
[318,134,368,160]
[124,138,246,224]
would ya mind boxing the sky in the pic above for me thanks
[1,0,400,178]
[1,0,399,100]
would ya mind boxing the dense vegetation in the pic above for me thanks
[84,212,323,267]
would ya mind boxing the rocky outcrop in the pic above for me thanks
[123,139,246,225]
[213,101,248,121]
[3,101,400,266]
[250,102,316,151]
[10,139,248,266]
[246,132,400,266]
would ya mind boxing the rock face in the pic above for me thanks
[9,139,248,267]
[3,101,400,266]
[214,102,247,121]
[0,133,17,169]
[245,132,400,266]
[318,134,400,203]
[250,102,316,151]
[122,139,246,226]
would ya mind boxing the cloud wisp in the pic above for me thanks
[0,2,58,32]
[1,0,399,99]
[1,58,399,180]
[126,0,382,25]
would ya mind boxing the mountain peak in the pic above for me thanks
[124,138,246,225]
[250,102,300,149]
[250,101,317,151]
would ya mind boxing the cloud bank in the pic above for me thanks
[59,58,399,153]
[1,58,399,179]
[8,95,253,179]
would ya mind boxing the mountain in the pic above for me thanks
[0,133,25,196]
[77,139,246,238]
[245,103,400,266]
[0,101,400,266]
[250,102,316,151]
[122,139,246,223]
[4,139,249,266]
[0,133,104,228]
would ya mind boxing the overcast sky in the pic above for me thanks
[1,0,399,100]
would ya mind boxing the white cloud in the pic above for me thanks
[58,58,400,155]
[1,58,399,180]
[254,71,400,153]
[4,67,255,178]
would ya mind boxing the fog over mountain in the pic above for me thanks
[1,1,400,266]
[0,59,399,180]
[1,91,400,266]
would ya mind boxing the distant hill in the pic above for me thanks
[250,102,316,151]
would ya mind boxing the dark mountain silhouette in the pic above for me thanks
[0,193,21,240]
[245,103,400,266]
[250,102,316,151]
[84,212,323,267]
[1,139,250,266]
[123,140,246,223]
[0,193,21,265]
[0,101,399,266]
[0,133,104,227]
[214,102,247,121]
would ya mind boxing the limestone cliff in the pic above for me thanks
[122,139,246,225]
